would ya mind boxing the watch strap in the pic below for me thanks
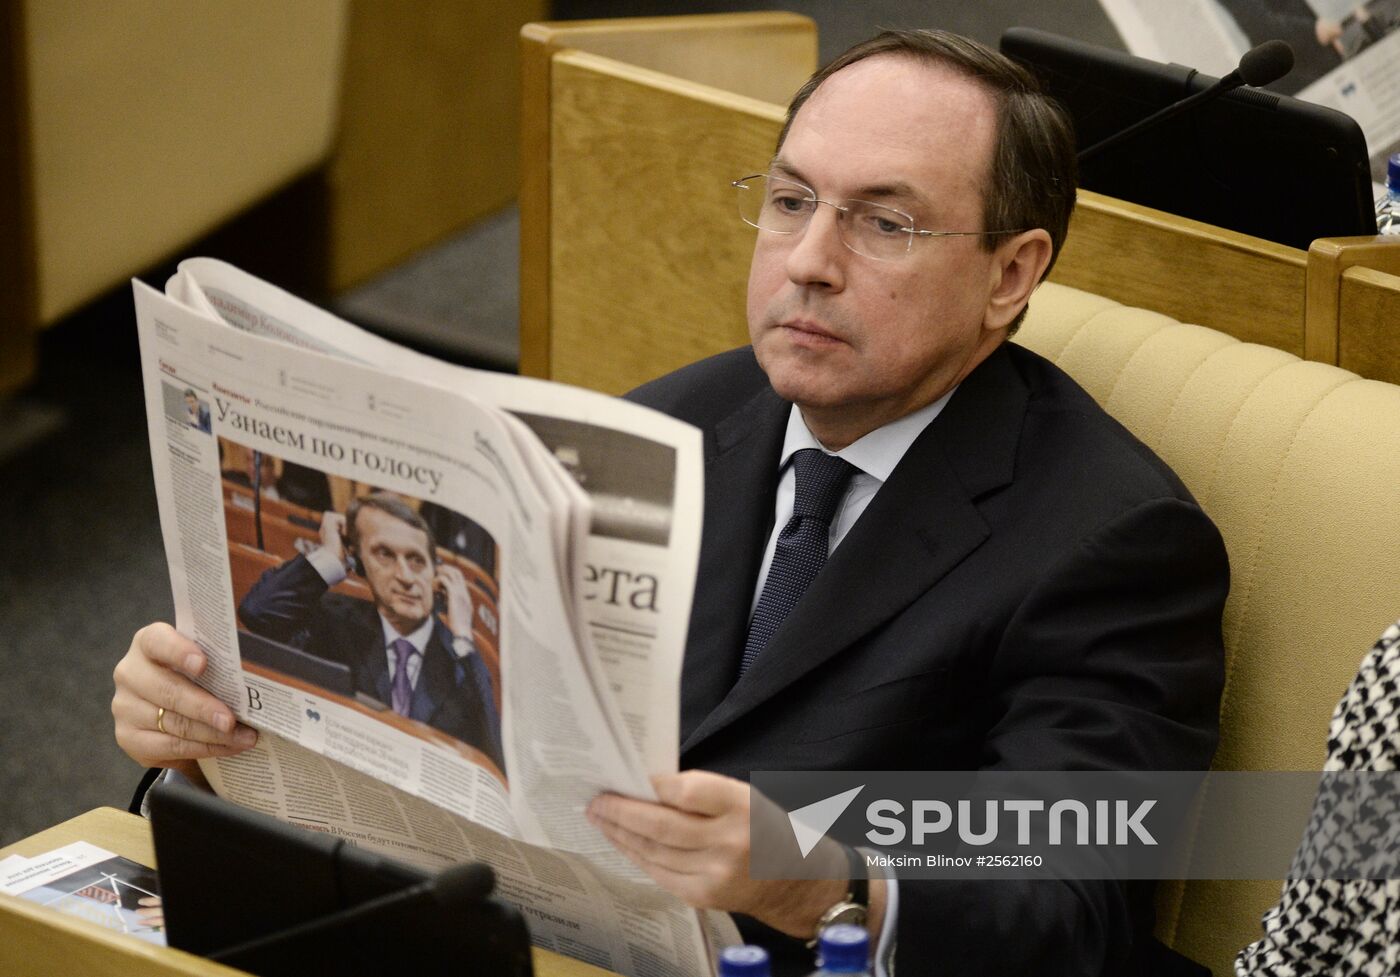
[806,845,871,949]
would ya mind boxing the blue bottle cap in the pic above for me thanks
[818,924,870,972]
[718,944,770,977]
[1389,152,1400,191]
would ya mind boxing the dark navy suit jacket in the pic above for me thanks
[627,343,1228,977]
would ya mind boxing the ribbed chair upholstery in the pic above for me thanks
[1017,281,1400,976]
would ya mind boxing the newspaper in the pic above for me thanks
[135,259,737,976]
[1100,0,1400,192]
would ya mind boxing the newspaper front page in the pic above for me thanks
[1100,0,1400,192]
[135,263,736,976]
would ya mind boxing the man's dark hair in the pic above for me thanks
[345,492,437,562]
[778,29,1078,332]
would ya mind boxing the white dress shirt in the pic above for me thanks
[749,390,956,977]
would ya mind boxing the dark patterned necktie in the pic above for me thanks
[390,638,416,715]
[740,448,858,676]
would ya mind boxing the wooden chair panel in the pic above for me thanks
[519,13,815,382]
[227,542,279,609]
[544,51,783,393]
[1052,191,1307,353]
[223,502,257,549]
[258,513,320,562]
[1338,265,1400,386]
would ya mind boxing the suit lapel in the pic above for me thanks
[681,346,1028,754]
[678,385,789,745]
[350,604,395,706]
[410,625,457,724]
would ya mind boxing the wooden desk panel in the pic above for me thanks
[1,808,259,977]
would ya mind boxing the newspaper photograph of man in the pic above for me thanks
[217,438,506,781]
[159,381,212,435]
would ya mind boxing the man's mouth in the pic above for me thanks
[777,318,847,349]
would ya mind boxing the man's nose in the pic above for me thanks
[784,202,847,289]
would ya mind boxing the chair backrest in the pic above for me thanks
[1016,281,1400,974]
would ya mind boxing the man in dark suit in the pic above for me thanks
[238,492,504,772]
[183,389,211,434]
[584,30,1227,977]
[112,27,1224,975]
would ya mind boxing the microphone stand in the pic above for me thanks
[1079,71,1242,163]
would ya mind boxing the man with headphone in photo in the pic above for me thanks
[236,492,505,773]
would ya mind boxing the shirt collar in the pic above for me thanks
[778,386,958,482]
[380,613,435,653]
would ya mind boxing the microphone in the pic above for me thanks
[1077,40,1294,163]
[1233,39,1295,88]
[209,862,496,964]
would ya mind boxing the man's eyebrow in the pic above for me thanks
[769,159,929,209]
[768,159,810,185]
[856,180,928,206]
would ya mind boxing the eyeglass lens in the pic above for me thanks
[735,175,916,260]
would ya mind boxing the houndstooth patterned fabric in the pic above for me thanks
[740,448,857,676]
[1236,619,1400,977]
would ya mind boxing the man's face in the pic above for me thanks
[747,56,1009,447]
[185,394,198,412]
[354,507,435,634]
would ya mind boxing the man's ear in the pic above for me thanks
[984,229,1053,332]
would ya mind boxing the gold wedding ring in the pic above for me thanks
[156,706,167,735]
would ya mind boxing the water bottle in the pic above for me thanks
[718,944,770,977]
[1377,153,1400,236]
[808,923,871,975]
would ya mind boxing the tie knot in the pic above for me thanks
[391,637,416,668]
[790,448,857,524]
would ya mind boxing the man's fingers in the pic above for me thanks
[123,728,255,762]
[111,688,253,748]
[127,650,237,735]
[114,626,239,736]
[651,770,747,817]
[589,794,710,852]
[598,823,729,910]
[436,565,467,591]
[152,701,256,748]
[131,623,206,677]
[592,810,699,865]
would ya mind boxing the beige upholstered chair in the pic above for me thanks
[1017,283,1400,974]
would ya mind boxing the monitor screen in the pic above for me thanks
[149,781,533,977]
[236,629,356,696]
[1001,27,1378,250]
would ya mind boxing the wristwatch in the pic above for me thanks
[807,844,869,948]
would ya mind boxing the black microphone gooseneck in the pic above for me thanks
[1077,39,1294,163]
[207,861,495,964]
